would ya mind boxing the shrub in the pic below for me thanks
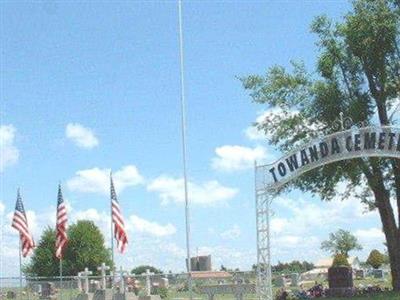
[153,287,168,299]
[332,253,350,267]
[367,250,385,269]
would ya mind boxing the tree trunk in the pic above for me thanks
[375,190,400,291]
[362,161,400,291]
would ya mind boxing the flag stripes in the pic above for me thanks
[55,184,68,259]
[111,175,128,253]
[11,190,35,257]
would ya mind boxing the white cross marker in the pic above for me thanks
[81,268,93,293]
[76,272,83,292]
[117,267,128,293]
[142,269,154,296]
[97,263,110,289]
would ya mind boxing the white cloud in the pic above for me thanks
[197,245,255,271]
[74,208,108,222]
[355,228,384,240]
[245,108,323,142]
[220,225,241,240]
[67,165,144,195]
[244,109,299,141]
[0,200,186,276]
[147,176,238,206]
[158,242,186,258]
[388,97,399,123]
[5,209,38,237]
[275,235,301,247]
[270,218,289,234]
[0,125,19,172]
[65,123,99,149]
[265,190,391,263]
[0,201,5,215]
[211,145,266,172]
[73,208,176,238]
[355,228,385,248]
[129,215,176,237]
[244,111,270,141]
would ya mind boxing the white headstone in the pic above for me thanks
[97,263,111,289]
[77,272,83,292]
[290,273,299,287]
[117,267,129,293]
[142,269,154,296]
[81,268,93,293]
[275,276,286,288]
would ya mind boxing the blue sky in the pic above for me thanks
[0,1,387,276]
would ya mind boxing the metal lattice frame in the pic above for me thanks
[254,126,400,299]
[255,163,273,300]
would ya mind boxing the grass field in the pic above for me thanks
[2,290,399,300]
[327,292,399,300]
[1,277,398,300]
[163,291,400,300]
[163,292,400,299]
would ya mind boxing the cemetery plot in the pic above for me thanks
[0,268,397,300]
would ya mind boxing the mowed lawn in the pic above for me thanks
[328,291,400,300]
[164,291,400,300]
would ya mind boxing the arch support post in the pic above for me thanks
[255,163,273,300]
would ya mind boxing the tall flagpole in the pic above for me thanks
[59,259,63,300]
[177,1,192,299]
[18,238,22,296]
[110,172,115,291]
[58,182,63,300]
[17,187,23,297]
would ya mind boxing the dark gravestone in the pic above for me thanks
[373,269,384,279]
[40,282,53,299]
[6,291,16,299]
[93,289,113,300]
[327,267,355,297]
[355,270,364,279]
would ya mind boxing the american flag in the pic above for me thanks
[55,184,68,259]
[111,174,128,253]
[11,189,35,257]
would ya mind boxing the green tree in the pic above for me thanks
[271,260,315,274]
[367,249,385,269]
[25,220,113,276]
[131,265,163,275]
[321,229,362,257]
[241,0,400,290]
[23,227,58,276]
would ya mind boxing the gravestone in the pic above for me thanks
[39,282,56,299]
[76,272,83,292]
[93,289,113,300]
[275,276,286,288]
[138,269,161,300]
[6,291,16,299]
[126,276,140,294]
[290,273,299,287]
[93,263,113,300]
[198,283,256,300]
[355,269,365,279]
[373,269,384,279]
[157,278,168,289]
[75,268,94,300]
[113,268,138,300]
[327,267,355,297]
[117,267,128,293]
[97,263,111,290]
[89,280,100,293]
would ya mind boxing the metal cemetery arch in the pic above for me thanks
[254,126,400,299]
